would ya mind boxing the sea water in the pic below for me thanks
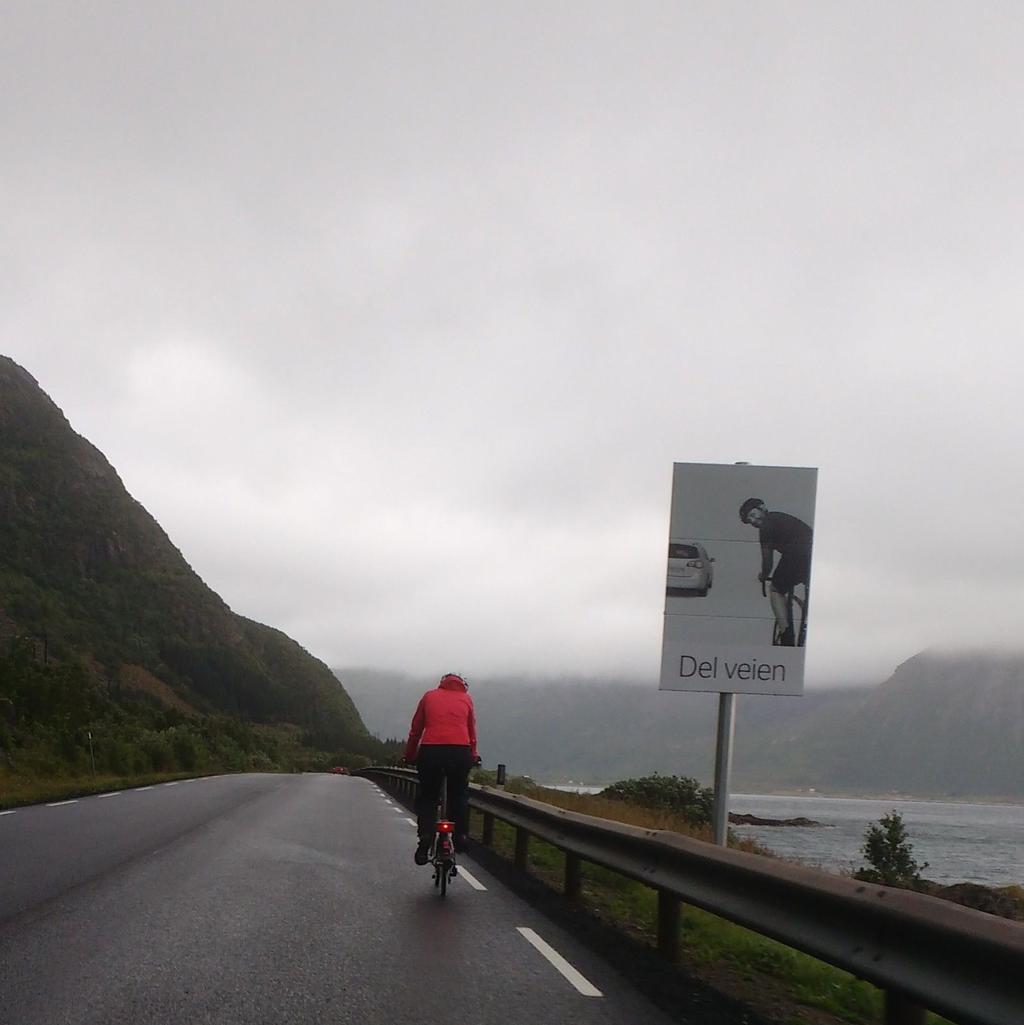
[545,786,1023,886]
[729,793,1023,886]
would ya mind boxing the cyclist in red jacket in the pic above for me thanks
[404,672,480,864]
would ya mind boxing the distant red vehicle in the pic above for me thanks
[330,766,349,775]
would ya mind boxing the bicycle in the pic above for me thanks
[762,578,808,647]
[429,777,459,897]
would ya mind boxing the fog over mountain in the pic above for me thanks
[340,652,1024,799]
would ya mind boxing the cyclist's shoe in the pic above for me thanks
[414,841,431,865]
[777,627,795,646]
[454,834,470,853]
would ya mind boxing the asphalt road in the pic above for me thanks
[0,773,679,1025]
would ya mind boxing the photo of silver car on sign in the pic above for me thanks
[666,540,715,597]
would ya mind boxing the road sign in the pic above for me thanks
[659,462,817,696]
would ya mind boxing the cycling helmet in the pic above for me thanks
[439,672,468,691]
[739,498,765,524]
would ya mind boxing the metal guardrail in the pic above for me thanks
[357,767,1024,1025]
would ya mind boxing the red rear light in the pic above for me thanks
[437,820,455,833]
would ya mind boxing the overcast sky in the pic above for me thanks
[4,2,1023,688]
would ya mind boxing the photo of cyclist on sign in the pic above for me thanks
[739,497,812,647]
[660,462,817,696]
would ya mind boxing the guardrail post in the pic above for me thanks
[482,812,495,846]
[657,891,682,963]
[514,827,530,869]
[884,992,926,1025]
[564,852,582,900]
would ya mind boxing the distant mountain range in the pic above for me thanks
[6,352,1019,795]
[0,356,374,756]
[338,653,1024,799]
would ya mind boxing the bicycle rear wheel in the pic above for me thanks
[772,587,798,646]
[439,862,448,896]
[796,586,808,646]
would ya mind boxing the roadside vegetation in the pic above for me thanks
[1,769,218,809]
[467,772,955,1025]
[0,641,379,808]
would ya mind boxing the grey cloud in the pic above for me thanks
[4,2,1024,686]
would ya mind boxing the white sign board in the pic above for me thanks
[659,462,817,696]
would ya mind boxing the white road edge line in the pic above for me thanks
[46,800,79,808]
[457,866,487,891]
[0,810,17,816]
[96,792,121,799]
[404,817,417,826]
[516,927,603,997]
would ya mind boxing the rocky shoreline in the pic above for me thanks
[917,880,1024,921]
[729,812,826,827]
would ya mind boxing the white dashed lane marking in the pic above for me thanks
[457,866,487,891]
[516,927,603,997]
[135,786,154,791]
[404,818,417,827]
[0,810,17,817]
[45,800,79,808]
[96,792,121,799]
[163,781,180,787]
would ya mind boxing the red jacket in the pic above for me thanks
[404,675,478,763]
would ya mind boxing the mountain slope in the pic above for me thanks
[0,356,371,753]
[761,651,1024,796]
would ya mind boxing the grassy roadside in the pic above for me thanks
[469,784,954,1025]
[0,770,230,809]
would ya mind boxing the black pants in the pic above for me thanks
[415,745,473,840]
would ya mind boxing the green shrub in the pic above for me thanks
[600,773,714,826]
[248,750,277,771]
[106,738,135,776]
[856,811,928,887]
[169,727,202,771]
[140,731,174,773]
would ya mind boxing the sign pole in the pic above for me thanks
[712,693,736,845]
[659,462,817,846]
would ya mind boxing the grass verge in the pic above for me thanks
[0,770,226,809]
[468,786,954,1025]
